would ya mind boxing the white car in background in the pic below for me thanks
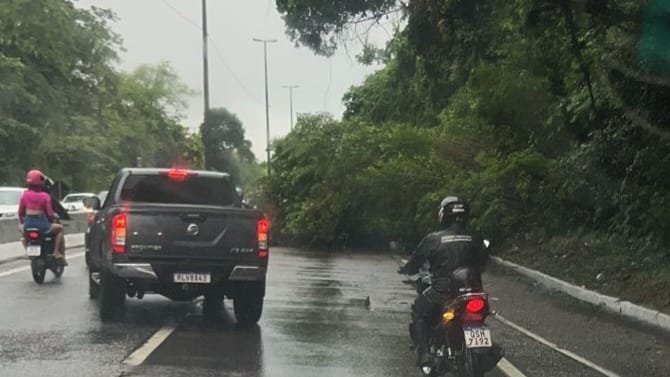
[0,187,24,219]
[61,192,96,212]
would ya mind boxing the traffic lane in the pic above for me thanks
[128,248,506,377]
[0,246,192,377]
[486,318,601,377]
[485,263,670,377]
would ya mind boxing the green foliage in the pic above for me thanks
[0,1,210,192]
[275,0,399,56]
[266,0,670,262]
[200,107,259,187]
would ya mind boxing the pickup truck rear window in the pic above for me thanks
[119,175,236,206]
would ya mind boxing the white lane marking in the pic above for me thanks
[0,251,85,278]
[497,357,528,377]
[494,314,622,377]
[124,323,178,367]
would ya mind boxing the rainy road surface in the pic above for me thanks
[0,244,669,377]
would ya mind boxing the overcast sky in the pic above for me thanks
[75,0,390,160]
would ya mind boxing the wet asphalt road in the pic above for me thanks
[0,245,668,377]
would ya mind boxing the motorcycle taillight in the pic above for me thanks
[465,297,486,314]
[461,296,488,324]
[28,231,40,240]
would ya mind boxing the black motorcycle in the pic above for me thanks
[406,266,502,376]
[24,228,64,284]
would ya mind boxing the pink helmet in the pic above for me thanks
[26,169,45,186]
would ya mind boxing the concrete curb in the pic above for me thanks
[491,256,670,332]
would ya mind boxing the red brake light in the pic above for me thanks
[28,231,39,240]
[166,169,191,182]
[258,218,269,234]
[111,213,127,254]
[88,213,96,225]
[465,297,486,314]
[258,218,269,258]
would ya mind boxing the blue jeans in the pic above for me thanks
[23,214,52,234]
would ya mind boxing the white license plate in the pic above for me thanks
[26,245,41,257]
[173,272,211,284]
[464,326,492,348]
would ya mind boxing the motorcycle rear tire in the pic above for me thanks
[31,258,46,284]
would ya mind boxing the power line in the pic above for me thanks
[161,0,200,29]
[209,40,265,106]
[160,0,264,107]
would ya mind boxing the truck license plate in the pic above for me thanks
[463,326,492,348]
[26,245,41,257]
[173,272,211,284]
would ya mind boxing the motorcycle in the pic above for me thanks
[404,265,502,376]
[24,228,65,284]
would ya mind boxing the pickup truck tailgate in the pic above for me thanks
[125,205,259,261]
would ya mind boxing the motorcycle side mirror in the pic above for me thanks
[83,196,101,211]
[483,239,491,248]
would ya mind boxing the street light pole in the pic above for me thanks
[253,38,277,176]
[201,0,210,122]
[282,85,299,130]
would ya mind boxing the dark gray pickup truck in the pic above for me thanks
[84,168,268,323]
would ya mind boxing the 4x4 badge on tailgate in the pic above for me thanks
[186,223,200,236]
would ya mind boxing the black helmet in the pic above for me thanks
[438,196,470,226]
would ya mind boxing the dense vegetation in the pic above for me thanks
[265,0,670,308]
[0,0,260,192]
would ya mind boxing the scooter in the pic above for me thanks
[24,228,64,284]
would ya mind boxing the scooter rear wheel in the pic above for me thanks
[31,258,46,284]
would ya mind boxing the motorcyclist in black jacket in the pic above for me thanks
[43,176,71,264]
[398,196,489,366]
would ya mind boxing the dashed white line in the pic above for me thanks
[497,357,528,377]
[0,251,85,278]
[494,313,622,377]
[124,323,178,367]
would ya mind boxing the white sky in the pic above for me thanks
[75,0,390,161]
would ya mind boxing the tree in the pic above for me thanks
[0,1,202,192]
[275,0,403,56]
[200,108,257,186]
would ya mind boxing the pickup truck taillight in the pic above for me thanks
[111,213,127,254]
[258,218,269,258]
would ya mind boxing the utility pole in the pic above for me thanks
[253,38,278,176]
[201,0,210,122]
[282,85,299,130]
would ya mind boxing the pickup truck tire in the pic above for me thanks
[88,271,100,299]
[100,270,125,321]
[203,291,224,316]
[233,284,264,325]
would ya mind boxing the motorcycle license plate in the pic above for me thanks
[464,326,492,348]
[26,245,41,257]
[173,272,211,284]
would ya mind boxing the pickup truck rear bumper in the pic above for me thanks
[113,263,159,279]
[111,263,266,281]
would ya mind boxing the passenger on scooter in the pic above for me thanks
[17,170,66,265]
[398,196,489,366]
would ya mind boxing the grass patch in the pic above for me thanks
[497,233,670,313]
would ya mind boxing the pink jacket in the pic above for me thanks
[18,189,55,224]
